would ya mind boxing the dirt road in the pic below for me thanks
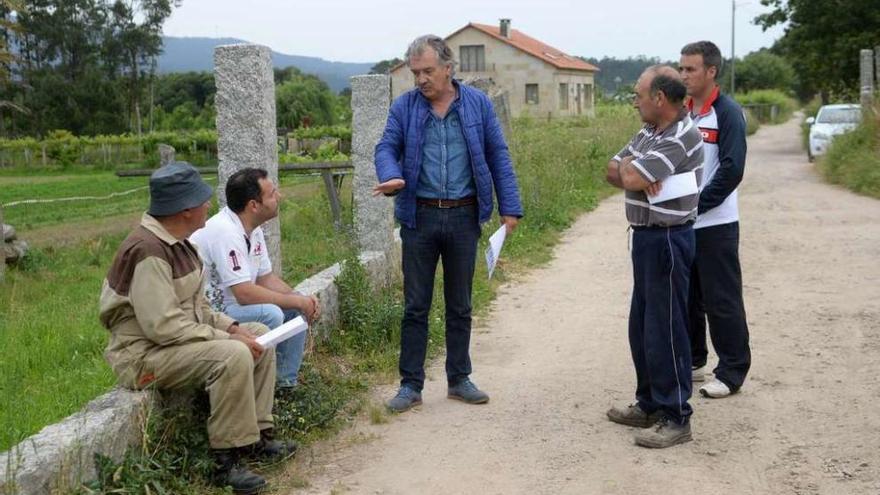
[292,116,880,494]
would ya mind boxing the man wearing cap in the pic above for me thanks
[99,162,293,495]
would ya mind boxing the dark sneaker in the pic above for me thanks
[606,403,663,428]
[634,417,693,448]
[245,428,297,461]
[212,448,267,494]
[386,386,422,412]
[447,379,490,404]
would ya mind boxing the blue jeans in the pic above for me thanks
[398,203,481,392]
[224,302,305,388]
[629,223,694,425]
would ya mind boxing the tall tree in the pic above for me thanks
[104,0,176,134]
[734,49,796,93]
[756,0,880,100]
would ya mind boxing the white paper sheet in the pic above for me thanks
[255,316,308,348]
[646,171,699,205]
[485,224,507,279]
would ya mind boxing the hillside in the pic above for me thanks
[158,36,375,92]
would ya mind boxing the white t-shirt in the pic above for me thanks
[190,207,272,311]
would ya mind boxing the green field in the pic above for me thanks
[0,105,641,454]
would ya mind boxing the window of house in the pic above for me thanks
[459,45,486,72]
[559,83,569,110]
[584,84,594,108]
[525,84,539,104]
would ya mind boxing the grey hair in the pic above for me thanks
[405,34,456,77]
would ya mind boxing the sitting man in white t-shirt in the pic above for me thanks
[191,167,320,389]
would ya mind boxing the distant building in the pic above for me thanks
[391,19,599,118]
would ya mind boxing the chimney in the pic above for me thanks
[500,18,511,38]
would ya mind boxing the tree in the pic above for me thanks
[734,49,796,93]
[756,0,880,100]
[369,57,402,75]
[581,56,665,96]
[0,0,181,137]
[104,0,177,134]
[0,0,29,122]
[274,66,339,129]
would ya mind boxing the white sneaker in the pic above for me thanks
[692,366,706,383]
[699,379,732,398]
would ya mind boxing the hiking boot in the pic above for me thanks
[212,448,267,494]
[700,379,733,398]
[386,386,422,412]
[692,365,706,383]
[606,403,663,428]
[447,379,490,404]
[634,417,693,448]
[245,428,297,461]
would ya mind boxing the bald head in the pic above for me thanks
[640,65,687,105]
[633,65,687,125]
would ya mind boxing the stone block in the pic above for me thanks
[0,388,154,495]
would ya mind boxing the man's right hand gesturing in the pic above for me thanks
[372,178,405,197]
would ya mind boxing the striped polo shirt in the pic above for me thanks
[613,112,704,227]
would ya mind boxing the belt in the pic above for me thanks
[416,196,477,208]
[631,221,694,232]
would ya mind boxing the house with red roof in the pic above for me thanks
[390,19,599,118]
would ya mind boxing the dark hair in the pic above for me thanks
[226,168,268,213]
[650,74,687,104]
[681,40,723,75]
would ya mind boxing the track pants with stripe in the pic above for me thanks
[629,223,695,425]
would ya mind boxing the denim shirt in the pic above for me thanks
[416,101,476,200]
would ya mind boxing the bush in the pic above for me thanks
[818,104,880,198]
[744,108,760,136]
[735,89,797,124]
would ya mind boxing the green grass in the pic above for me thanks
[818,105,880,199]
[0,173,154,231]
[0,104,642,491]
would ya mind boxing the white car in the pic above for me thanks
[806,104,861,161]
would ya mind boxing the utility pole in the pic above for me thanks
[731,0,736,95]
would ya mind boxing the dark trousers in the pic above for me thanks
[688,221,751,391]
[629,224,694,425]
[399,204,481,392]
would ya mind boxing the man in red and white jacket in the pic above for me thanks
[679,41,751,398]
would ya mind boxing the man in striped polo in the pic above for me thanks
[605,65,704,448]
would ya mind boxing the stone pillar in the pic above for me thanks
[213,44,282,274]
[860,49,874,111]
[875,46,880,89]
[158,144,176,166]
[350,75,394,253]
[490,91,512,143]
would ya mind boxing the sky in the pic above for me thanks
[163,0,787,64]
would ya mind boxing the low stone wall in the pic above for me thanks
[0,247,399,494]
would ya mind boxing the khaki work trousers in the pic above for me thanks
[141,322,275,449]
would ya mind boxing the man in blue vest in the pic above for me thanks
[679,41,751,398]
[373,34,523,413]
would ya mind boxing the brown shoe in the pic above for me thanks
[606,403,663,428]
[634,418,693,448]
